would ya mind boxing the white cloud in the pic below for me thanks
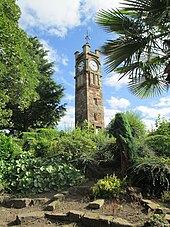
[103,72,129,90]
[136,106,170,119]
[57,106,75,130]
[17,0,121,37]
[40,39,58,62]
[40,39,69,68]
[104,107,118,126]
[143,119,156,131]
[107,96,130,109]
[17,0,81,37]
[153,95,170,107]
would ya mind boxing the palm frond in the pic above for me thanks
[95,9,144,35]
[102,37,148,72]
[128,76,168,98]
[122,0,170,26]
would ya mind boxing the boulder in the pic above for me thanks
[3,198,32,209]
[87,199,105,209]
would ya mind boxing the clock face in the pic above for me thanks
[77,61,84,72]
[89,60,98,71]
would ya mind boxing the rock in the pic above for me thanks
[31,198,49,206]
[8,211,44,226]
[68,210,85,222]
[45,212,68,221]
[112,217,135,227]
[87,199,105,209]
[3,198,32,209]
[127,187,142,202]
[44,200,61,211]
[53,193,65,201]
[165,214,170,223]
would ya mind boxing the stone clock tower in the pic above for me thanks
[74,40,104,130]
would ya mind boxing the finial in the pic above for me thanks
[85,30,90,44]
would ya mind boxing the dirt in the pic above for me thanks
[0,182,161,226]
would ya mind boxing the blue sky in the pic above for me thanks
[17,0,170,130]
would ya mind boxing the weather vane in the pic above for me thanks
[85,30,90,44]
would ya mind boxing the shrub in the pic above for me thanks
[0,133,22,160]
[0,152,84,194]
[161,191,170,203]
[145,135,170,157]
[21,128,60,157]
[130,157,170,195]
[144,214,169,227]
[50,127,97,168]
[91,174,127,199]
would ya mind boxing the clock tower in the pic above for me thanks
[74,39,104,130]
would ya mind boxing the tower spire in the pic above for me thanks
[85,30,90,44]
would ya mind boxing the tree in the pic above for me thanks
[112,112,136,175]
[95,0,170,97]
[8,37,66,133]
[0,0,39,128]
[107,110,146,139]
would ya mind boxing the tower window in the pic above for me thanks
[94,98,98,105]
[93,74,95,84]
[94,113,97,121]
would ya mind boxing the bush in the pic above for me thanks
[21,128,60,157]
[161,191,170,203]
[130,157,170,195]
[0,133,22,160]
[50,127,97,168]
[91,174,127,199]
[145,135,170,157]
[144,214,169,227]
[0,152,84,194]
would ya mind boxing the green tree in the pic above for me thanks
[112,112,136,175]
[0,0,39,128]
[146,115,170,157]
[8,37,66,133]
[107,110,146,139]
[95,0,170,97]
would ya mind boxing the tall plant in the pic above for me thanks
[112,113,136,175]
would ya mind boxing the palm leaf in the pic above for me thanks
[95,9,144,35]
[102,37,148,72]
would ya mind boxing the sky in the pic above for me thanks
[17,0,170,130]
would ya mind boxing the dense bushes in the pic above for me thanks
[0,114,169,197]
[0,133,84,194]
[1,153,84,194]
[145,135,170,157]
[130,157,170,195]
[91,174,127,199]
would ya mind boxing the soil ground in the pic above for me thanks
[0,182,168,227]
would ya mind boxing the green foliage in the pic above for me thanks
[0,133,84,194]
[161,191,170,203]
[8,37,66,133]
[145,135,170,157]
[151,115,170,136]
[112,113,137,171]
[131,157,170,195]
[0,0,39,128]
[144,214,169,227]
[0,152,84,194]
[21,128,60,157]
[93,132,117,162]
[0,133,22,160]
[107,110,146,139]
[91,174,127,199]
[95,0,170,97]
[50,127,97,168]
